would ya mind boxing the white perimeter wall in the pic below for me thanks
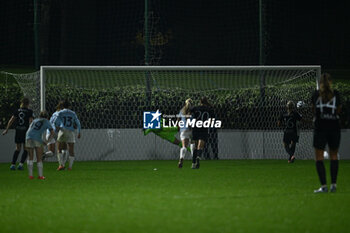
[1,129,349,162]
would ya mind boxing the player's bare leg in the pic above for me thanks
[27,148,34,179]
[179,138,189,168]
[35,147,45,179]
[67,143,75,170]
[57,142,65,170]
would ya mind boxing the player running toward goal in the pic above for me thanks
[2,97,34,170]
[277,101,302,163]
[26,111,54,179]
[178,98,195,168]
[191,97,214,169]
[312,73,341,193]
[54,100,81,171]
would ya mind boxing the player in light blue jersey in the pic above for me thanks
[43,101,68,165]
[178,98,195,168]
[54,99,81,171]
[25,111,54,180]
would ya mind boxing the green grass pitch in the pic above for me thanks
[1,160,350,233]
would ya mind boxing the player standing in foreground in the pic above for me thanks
[54,99,81,171]
[191,97,213,169]
[26,111,54,179]
[312,73,341,193]
[178,98,195,168]
[277,101,302,163]
[2,97,34,170]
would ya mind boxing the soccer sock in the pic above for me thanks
[284,145,291,158]
[37,162,43,177]
[20,150,28,164]
[11,150,20,165]
[290,143,296,156]
[330,159,339,184]
[68,156,75,169]
[57,152,63,166]
[192,149,198,164]
[316,160,327,185]
[63,150,69,164]
[190,144,195,157]
[27,160,33,177]
[180,147,187,159]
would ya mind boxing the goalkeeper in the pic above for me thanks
[277,101,302,163]
[143,118,182,147]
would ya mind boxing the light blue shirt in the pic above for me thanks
[54,109,81,133]
[26,118,53,143]
[47,111,59,134]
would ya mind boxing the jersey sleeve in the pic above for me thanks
[73,113,81,133]
[334,90,342,107]
[29,109,34,118]
[13,109,18,117]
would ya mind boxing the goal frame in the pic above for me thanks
[40,65,321,111]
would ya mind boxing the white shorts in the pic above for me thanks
[46,132,57,145]
[26,139,43,148]
[57,129,76,143]
[180,130,192,141]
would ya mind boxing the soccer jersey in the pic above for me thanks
[13,107,34,130]
[178,111,190,132]
[55,109,81,133]
[47,111,59,134]
[279,111,302,133]
[312,90,341,130]
[191,105,213,131]
[26,118,53,143]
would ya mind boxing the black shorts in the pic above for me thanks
[283,131,299,144]
[313,129,341,150]
[15,129,27,144]
[192,130,209,142]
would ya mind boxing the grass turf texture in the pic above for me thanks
[0,160,349,233]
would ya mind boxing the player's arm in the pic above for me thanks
[53,115,62,132]
[2,116,16,135]
[74,114,81,138]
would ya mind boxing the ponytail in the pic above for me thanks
[181,98,193,115]
[319,73,334,102]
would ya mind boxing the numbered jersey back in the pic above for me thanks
[191,105,214,130]
[312,90,341,130]
[56,109,80,132]
[13,107,33,130]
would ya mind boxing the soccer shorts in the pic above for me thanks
[46,132,57,145]
[26,139,43,148]
[192,129,209,142]
[57,129,76,143]
[15,129,27,144]
[180,130,192,140]
[313,129,341,150]
[283,131,299,144]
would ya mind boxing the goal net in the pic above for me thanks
[11,66,320,161]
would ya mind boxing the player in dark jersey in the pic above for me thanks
[277,101,302,163]
[312,73,341,193]
[190,97,214,169]
[2,97,34,170]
